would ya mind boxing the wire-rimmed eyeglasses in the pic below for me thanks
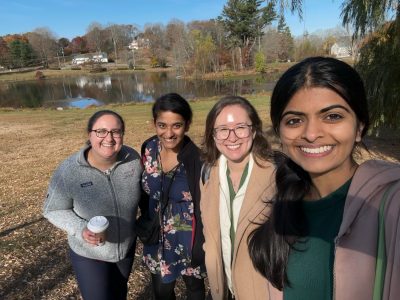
[213,124,252,140]
[91,129,123,138]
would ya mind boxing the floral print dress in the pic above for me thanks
[141,137,206,283]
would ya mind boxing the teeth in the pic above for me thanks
[300,145,333,154]
[227,144,240,150]
[102,143,115,147]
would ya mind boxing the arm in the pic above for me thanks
[43,164,87,238]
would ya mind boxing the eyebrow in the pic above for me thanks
[281,104,351,118]
[156,121,184,125]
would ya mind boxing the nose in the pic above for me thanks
[104,131,115,141]
[227,129,238,142]
[301,118,323,142]
[165,126,174,137]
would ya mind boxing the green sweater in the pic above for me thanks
[284,180,351,300]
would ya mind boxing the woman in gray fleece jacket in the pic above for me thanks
[43,110,142,300]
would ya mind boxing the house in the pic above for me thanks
[330,38,352,58]
[72,54,91,65]
[72,52,108,65]
[128,38,149,50]
[92,52,108,63]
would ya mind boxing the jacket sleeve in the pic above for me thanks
[43,164,87,238]
[385,183,400,299]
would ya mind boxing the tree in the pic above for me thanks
[166,19,191,75]
[191,30,217,75]
[276,15,294,61]
[272,0,400,130]
[67,36,89,54]
[220,0,276,69]
[26,27,58,68]
[0,37,11,68]
[143,24,168,67]
[341,0,400,131]
[86,22,104,53]
[8,39,36,68]
[254,51,266,72]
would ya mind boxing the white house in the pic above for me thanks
[72,52,108,65]
[92,52,108,63]
[330,39,352,58]
[128,38,149,50]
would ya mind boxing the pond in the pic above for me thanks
[0,71,279,108]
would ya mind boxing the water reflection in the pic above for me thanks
[0,72,278,108]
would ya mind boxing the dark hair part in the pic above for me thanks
[249,57,370,290]
[87,110,125,133]
[152,93,192,125]
[201,95,271,167]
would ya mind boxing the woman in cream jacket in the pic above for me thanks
[200,96,275,300]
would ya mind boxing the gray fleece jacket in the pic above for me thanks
[43,144,142,262]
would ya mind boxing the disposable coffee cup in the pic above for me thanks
[87,216,109,246]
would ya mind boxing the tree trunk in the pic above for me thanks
[238,47,243,70]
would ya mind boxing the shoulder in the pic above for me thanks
[120,145,140,161]
[141,135,158,156]
[352,160,400,191]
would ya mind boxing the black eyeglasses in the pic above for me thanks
[213,124,252,140]
[91,129,123,138]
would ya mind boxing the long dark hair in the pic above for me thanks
[201,95,271,167]
[248,57,370,290]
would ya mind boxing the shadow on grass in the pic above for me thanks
[0,216,45,238]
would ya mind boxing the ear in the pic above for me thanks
[185,121,191,132]
[355,123,365,142]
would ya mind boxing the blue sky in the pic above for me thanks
[0,0,344,39]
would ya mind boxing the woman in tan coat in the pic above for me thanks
[200,95,275,299]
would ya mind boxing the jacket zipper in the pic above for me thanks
[106,171,122,260]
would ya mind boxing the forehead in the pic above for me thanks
[155,111,185,123]
[284,87,352,113]
[92,114,122,128]
[215,104,250,126]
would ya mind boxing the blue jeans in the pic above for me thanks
[69,247,135,300]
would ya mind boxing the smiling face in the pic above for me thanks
[214,104,255,165]
[154,111,188,152]
[279,87,364,183]
[88,114,123,163]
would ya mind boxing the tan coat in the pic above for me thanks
[200,158,275,300]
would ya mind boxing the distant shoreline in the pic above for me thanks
[0,62,295,83]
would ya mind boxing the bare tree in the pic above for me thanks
[86,22,104,53]
[143,23,168,67]
[26,27,58,68]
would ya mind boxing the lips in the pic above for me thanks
[300,145,333,154]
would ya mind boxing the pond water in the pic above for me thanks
[0,71,279,108]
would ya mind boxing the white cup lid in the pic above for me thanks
[87,216,109,233]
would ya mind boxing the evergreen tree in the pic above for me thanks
[8,40,36,68]
[220,0,276,69]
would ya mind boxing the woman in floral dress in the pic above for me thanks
[140,93,206,300]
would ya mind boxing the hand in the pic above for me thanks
[82,227,101,246]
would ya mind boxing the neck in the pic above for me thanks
[227,154,250,175]
[87,149,116,171]
[308,161,358,200]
